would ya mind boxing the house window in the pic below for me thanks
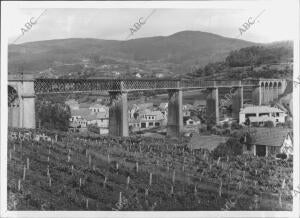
[155,122,160,126]
[259,113,269,117]
[141,123,146,128]
[256,145,266,157]
[189,121,193,125]
[149,122,153,126]
[246,113,257,118]
[276,119,279,122]
[276,113,279,117]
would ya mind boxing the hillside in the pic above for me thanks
[188,43,293,81]
[8,31,257,78]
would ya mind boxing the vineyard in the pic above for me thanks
[7,128,293,211]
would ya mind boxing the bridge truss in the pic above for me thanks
[34,78,260,94]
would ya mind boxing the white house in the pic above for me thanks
[89,104,109,115]
[129,109,166,131]
[239,106,287,126]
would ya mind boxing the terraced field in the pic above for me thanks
[7,129,293,210]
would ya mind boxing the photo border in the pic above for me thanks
[1,1,299,217]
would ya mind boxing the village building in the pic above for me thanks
[239,106,287,126]
[89,103,109,114]
[129,108,166,131]
[241,128,293,157]
[70,108,90,122]
[139,109,166,129]
[69,104,109,134]
[65,99,79,110]
[184,116,201,126]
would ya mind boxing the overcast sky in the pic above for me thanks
[6,3,297,44]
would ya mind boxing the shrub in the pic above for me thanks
[222,122,229,128]
[264,121,274,128]
[212,137,243,158]
[231,122,242,130]
[251,122,260,127]
[276,153,287,160]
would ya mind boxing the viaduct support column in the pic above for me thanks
[252,86,262,105]
[167,89,183,138]
[206,88,219,128]
[265,86,269,104]
[109,91,129,137]
[232,87,243,120]
[21,81,36,129]
[269,84,274,102]
[273,85,278,100]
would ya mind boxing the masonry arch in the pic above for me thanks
[264,82,269,104]
[8,85,21,127]
[269,82,273,102]
[273,82,278,100]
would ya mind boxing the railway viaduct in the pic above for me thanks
[8,76,286,138]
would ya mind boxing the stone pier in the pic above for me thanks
[108,91,129,137]
[206,88,219,126]
[252,86,262,105]
[8,80,36,129]
[232,87,243,120]
[167,89,183,138]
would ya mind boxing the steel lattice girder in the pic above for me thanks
[34,78,259,94]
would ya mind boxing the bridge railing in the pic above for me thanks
[180,80,215,88]
[34,79,122,94]
[34,78,260,94]
[122,79,179,91]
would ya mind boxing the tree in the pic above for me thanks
[36,100,71,131]
[88,124,100,134]
[212,137,243,158]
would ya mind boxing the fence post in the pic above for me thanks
[23,165,26,180]
[172,170,176,184]
[18,179,21,191]
[103,176,107,188]
[88,154,92,167]
[126,176,130,189]
[136,162,139,173]
[86,198,89,209]
[149,173,152,186]
[119,192,122,205]
[26,158,29,170]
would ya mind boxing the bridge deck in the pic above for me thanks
[33,79,259,94]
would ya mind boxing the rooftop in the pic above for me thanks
[245,127,292,147]
[71,108,90,117]
[240,106,285,114]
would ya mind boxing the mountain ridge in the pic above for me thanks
[8,30,292,78]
